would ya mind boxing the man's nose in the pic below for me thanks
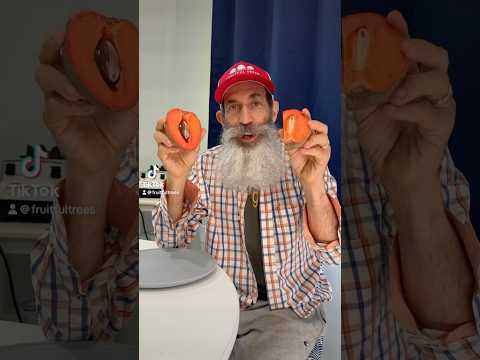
[239,106,253,125]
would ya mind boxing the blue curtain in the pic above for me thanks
[208,0,341,182]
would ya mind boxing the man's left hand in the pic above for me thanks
[354,11,455,194]
[280,108,331,190]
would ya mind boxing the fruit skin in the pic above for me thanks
[165,108,202,151]
[62,11,139,111]
[282,109,311,149]
[342,12,410,110]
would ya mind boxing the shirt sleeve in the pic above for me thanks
[30,141,138,341]
[152,156,209,248]
[389,150,480,357]
[303,167,342,265]
[30,194,138,341]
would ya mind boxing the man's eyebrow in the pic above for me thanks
[224,92,263,104]
[249,93,264,99]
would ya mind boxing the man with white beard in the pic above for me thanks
[153,61,341,360]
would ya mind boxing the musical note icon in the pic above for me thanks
[20,145,48,178]
[147,165,161,179]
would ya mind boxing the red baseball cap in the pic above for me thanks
[214,61,275,104]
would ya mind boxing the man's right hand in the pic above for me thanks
[35,32,138,180]
[154,115,205,224]
[34,31,138,280]
[154,116,206,180]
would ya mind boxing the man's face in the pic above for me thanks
[219,82,277,147]
[215,81,286,192]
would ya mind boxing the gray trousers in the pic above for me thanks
[229,301,326,360]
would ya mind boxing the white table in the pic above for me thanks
[0,223,48,322]
[0,320,44,347]
[139,198,160,223]
[139,198,159,209]
[0,320,137,359]
[139,240,239,360]
[0,223,48,254]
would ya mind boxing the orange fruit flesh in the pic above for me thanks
[63,11,138,111]
[165,108,202,151]
[282,109,311,146]
[342,13,409,108]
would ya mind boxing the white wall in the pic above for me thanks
[139,0,212,172]
[0,1,137,160]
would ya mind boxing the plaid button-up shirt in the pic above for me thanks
[153,144,341,319]
[30,141,138,341]
[342,112,480,358]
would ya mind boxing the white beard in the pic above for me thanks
[215,121,287,192]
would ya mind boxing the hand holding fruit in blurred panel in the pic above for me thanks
[35,11,138,179]
[342,12,410,110]
[342,10,455,192]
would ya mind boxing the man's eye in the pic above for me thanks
[228,104,240,112]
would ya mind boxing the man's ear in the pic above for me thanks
[272,100,280,124]
[216,110,224,127]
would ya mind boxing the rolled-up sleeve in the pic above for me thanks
[153,156,209,249]
[303,167,342,265]
[389,151,480,357]
[30,137,139,341]
[31,196,138,341]
[389,215,480,357]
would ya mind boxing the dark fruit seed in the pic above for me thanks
[179,119,190,142]
[94,39,121,89]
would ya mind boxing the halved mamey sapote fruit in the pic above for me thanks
[282,109,311,149]
[165,108,202,151]
[342,13,409,110]
[61,11,139,111]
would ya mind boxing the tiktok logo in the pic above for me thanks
[147,165,161,179]
[20,145,48,178]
